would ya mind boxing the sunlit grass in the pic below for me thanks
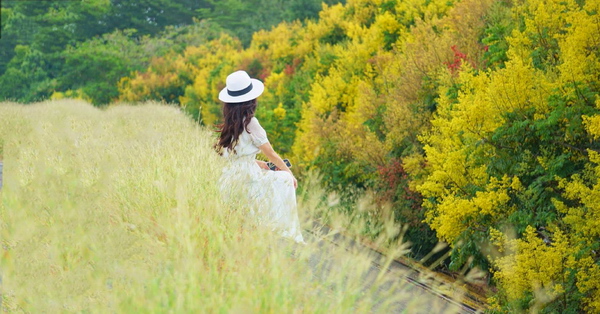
[0,100,468,312]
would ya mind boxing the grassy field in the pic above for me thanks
[0,100,439,312]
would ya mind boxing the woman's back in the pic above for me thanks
[222,117,268,159]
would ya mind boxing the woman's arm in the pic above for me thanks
[258,142,297,188]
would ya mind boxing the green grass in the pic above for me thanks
[0,100,442,312]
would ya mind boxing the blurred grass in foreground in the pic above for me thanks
[0,100,465,312]
[0,101,408,312]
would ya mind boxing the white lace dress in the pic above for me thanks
[219,117,304,243]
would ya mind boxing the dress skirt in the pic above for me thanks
[219,154,304,243]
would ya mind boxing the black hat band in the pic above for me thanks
[227,83,253,97]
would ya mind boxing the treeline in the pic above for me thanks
[3,0,600,312]
[0,0,342,104]
[117,0,600,312]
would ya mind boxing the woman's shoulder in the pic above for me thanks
[242,116,260,129]
[248,116,263,128]
[246,116,267,137]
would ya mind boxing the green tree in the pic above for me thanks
[61,21,220,106]
[103,0,210,35]
[200,0,344,46]
[0,0,212,103]
[0,45,54,102]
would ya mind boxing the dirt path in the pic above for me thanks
[300,223,480,313]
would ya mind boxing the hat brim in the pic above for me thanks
[218,79,264,103]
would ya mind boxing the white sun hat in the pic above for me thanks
[218,70,265,103]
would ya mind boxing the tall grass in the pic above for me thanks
[0,100,464,312]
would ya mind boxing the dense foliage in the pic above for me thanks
[0,0,341,105]
[3,0,600,312]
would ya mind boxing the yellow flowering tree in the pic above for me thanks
[292,0,493,253]
[419,0,600,311]
[119,34,242,126]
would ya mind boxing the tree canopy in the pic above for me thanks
[0,0,342,104]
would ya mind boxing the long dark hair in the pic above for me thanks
[215,99,257,154]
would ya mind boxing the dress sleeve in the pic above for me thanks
[247,117,269,147]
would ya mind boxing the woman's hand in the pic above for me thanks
[255,160,270,170]
[286,170,298,189]
[257,142,298,189]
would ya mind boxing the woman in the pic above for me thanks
[215,70,304,243]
